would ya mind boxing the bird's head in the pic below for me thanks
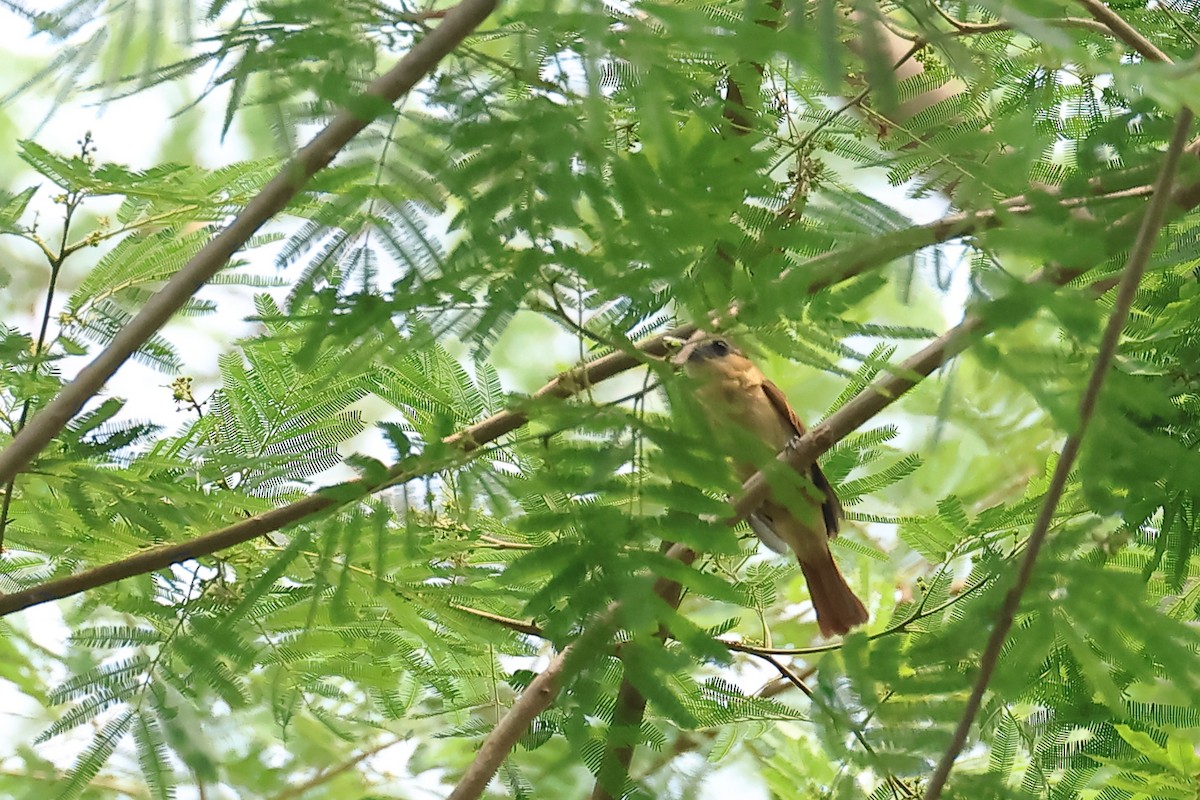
[678,336,758,384]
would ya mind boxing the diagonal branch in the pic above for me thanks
[723,267,1054,527]
[3,174,1197,620]
[590,664,649,800]
[747,652,917,799]
[589,547,696,800]
[0,0,501,486]
[0,324,691,618]
[1074,0,1174,62]
[446,544,698,800]
[445,643,574,800]
[445,608,624,800]
[921,108,1196,800]
[724,172,1200,527]
[268,736,404,800]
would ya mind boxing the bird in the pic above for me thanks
[679,336,868,637]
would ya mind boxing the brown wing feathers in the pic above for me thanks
[758,379,843,538]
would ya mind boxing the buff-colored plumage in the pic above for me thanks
[683,337,868,637]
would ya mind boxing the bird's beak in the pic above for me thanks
[673,342,700,366]
[670,332,717,367]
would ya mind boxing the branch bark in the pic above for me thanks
[725,170,1200,526]
[445,643,574,800]
[589,547,696,800]
[1,173,1196,620]
[0,324,690,617]
[1075,0,1174,62]
[445,603,628,800]
[0,0,500,486]
[922,108,1196,800]
[921,5,1194,793]
[589,671,649,800]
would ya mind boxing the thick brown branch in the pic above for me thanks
[448,544,696,800]
[590,546,696,800]
[1075,0,1174,63]
[0,186,996,617]
[0,0,501,486]
[723,287,1002,526]
[2,173,1196,620]
[726,168,1200,526]
[446,643,574,800]
[0,325,692,618]
[590,675,649,800]
[922,109,1196,800]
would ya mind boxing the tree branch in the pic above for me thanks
[922,108,1196,800]
[268,736,403,800]
[0,324,691,617]
[582,251,1162,799]
[450,604,545,637]
[747,652,917,799]
[722,273,1024,527]
[880,15,1115,41]
[0,0,501,486]
[724,167,1200,529]
[445,643,574,800]
[3,171,1198,620]
[590,671,649,800]
[445,606,629,800]
[1072,0,1200,163]
[1075,0,1174,62]
[589,546,696,800]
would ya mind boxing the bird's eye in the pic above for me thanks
[709,339,729,356]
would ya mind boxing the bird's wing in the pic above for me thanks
[748,513,791,553]
[759,379,843,538]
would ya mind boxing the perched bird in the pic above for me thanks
[681,336,868,637]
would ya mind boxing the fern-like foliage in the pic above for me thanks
[4,0,1200,799]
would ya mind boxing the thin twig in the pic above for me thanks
[450,604,544,637]
[907,2,1106,39]
[922,108,1196,800]
[1159,0,1200,47]
[477,534,536,550]
[254,541,545,638]
[0,0,502,486]
[0,185,82,549]
[268,735,404,799]
[747,652,917,799]
[772,41,922,173]
[773,179,1172,290]
[724,559,998,657]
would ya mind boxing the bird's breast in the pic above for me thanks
[696,375,793,460]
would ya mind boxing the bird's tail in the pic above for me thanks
[799,552,868,637]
